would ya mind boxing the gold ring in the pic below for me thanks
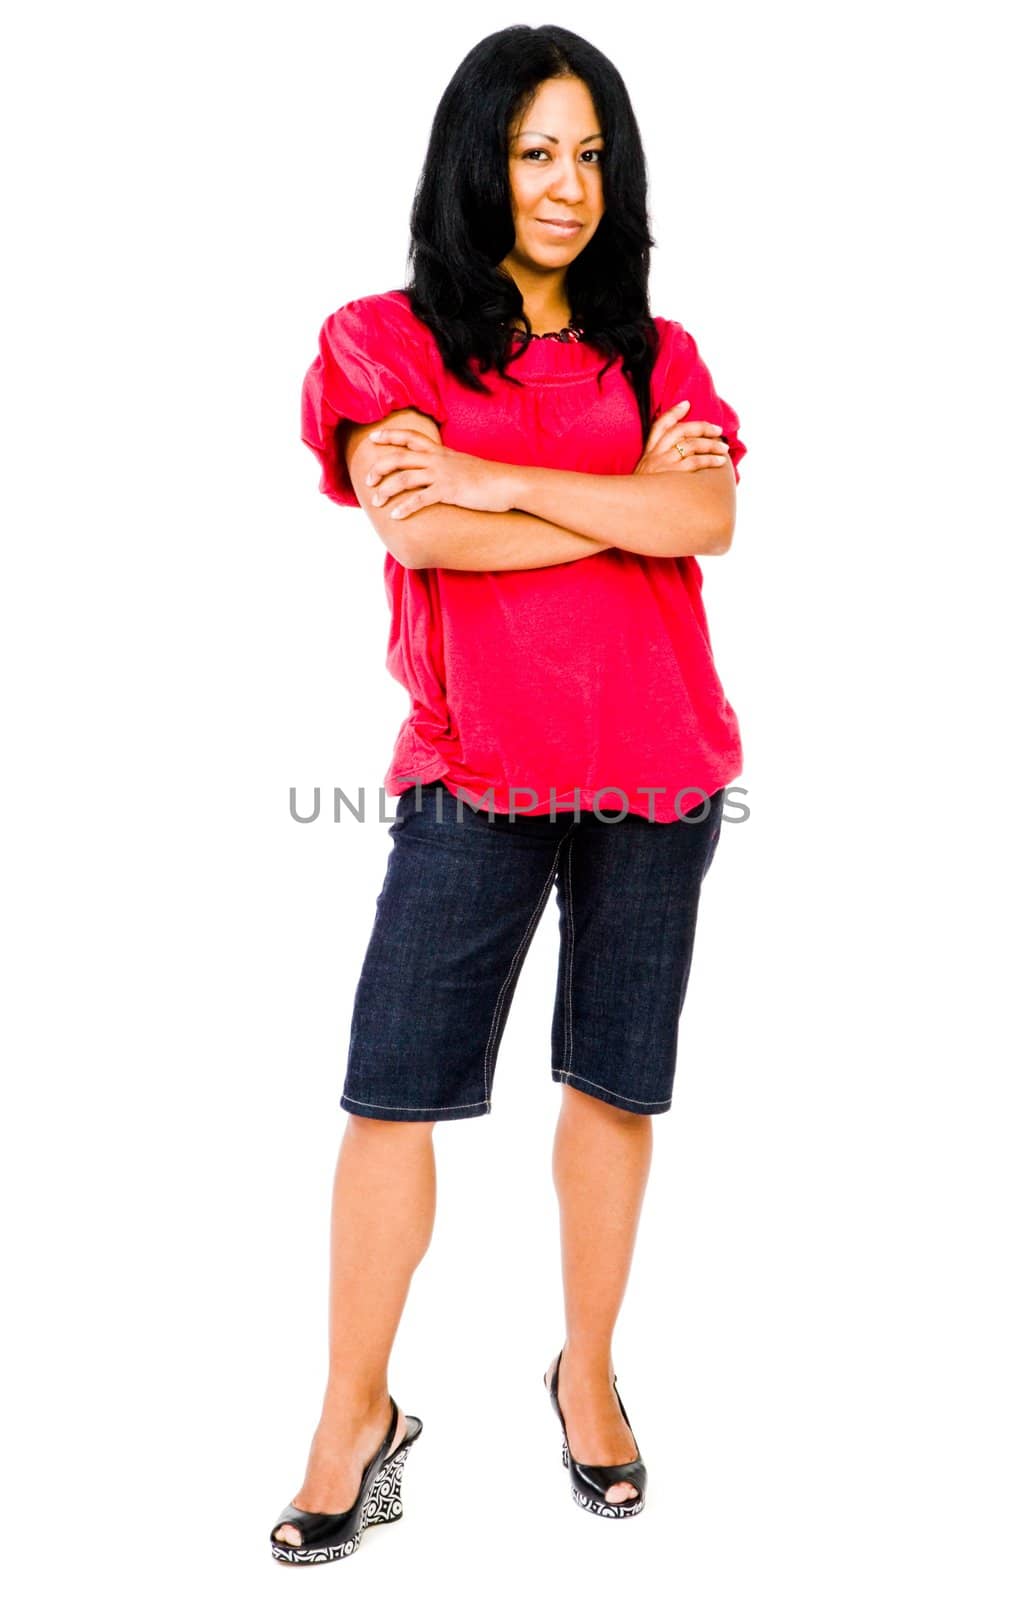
[674,441,687,459]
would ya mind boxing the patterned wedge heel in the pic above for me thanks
[544,1347,647,1519]
[270,1398,423,1565]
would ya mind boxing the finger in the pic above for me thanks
[388,489,437,520]
[365,448,430,486]
[648,418,725,459]
[670,423,726,444]
[367,426,427,444]
[668,437,729,465]
[648,403,720,443]
[660,430,725,466]
[677,453,729,470]
[646,400,690,449]
[654,399,691,429]
[369,469,429,506]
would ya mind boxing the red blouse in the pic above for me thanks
[301,289,746,821]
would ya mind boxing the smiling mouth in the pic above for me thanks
[537,219,583,233]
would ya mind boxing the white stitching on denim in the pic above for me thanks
[561,833,576,1079]
[554,1071,672,1108]
[482,828,574,1102]
[341,1093,489,1112]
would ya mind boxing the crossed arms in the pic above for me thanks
[341,407,736,572]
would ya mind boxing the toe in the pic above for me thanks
[273,1522,302,1546]
[604,1483,638,1504]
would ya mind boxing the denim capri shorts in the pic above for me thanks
[340,779,725,1122]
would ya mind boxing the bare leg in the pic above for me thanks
[273,1114,436,1544]
[546,1083,654,1505]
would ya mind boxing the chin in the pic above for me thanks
[521,237,590,265]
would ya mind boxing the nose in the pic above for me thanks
[547,156,587,203]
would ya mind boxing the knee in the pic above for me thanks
[344,1112,437,1140]
[560,1083,648,1128]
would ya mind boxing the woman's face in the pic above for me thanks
[504,76,605,278]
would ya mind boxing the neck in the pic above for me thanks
[510,303,573,337]
[499,263,570,336]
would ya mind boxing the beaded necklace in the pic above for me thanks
[504,320,586,344]
[529,324,585,342]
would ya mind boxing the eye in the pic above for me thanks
[519,148,604,163]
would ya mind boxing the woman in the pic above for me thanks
[271,23,746,1562]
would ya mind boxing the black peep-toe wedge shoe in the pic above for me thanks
[269,1398,423,1564]
[544,1347,647,1518]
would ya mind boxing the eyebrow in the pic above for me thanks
[513,131,604,144]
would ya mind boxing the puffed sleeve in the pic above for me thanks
[650,318,747,485]
[301,292,446,508]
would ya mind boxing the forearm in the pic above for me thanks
[507,463,733,558]
[399,503,612,572]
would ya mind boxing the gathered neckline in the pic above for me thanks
[507,323,585,344]
[500,330,610,386]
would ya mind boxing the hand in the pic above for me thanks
[634,401,730,475]
[361,426,515,519]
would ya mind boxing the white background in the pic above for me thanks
[2,2,1029,1595]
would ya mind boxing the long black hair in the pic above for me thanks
[404,24,661,450]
